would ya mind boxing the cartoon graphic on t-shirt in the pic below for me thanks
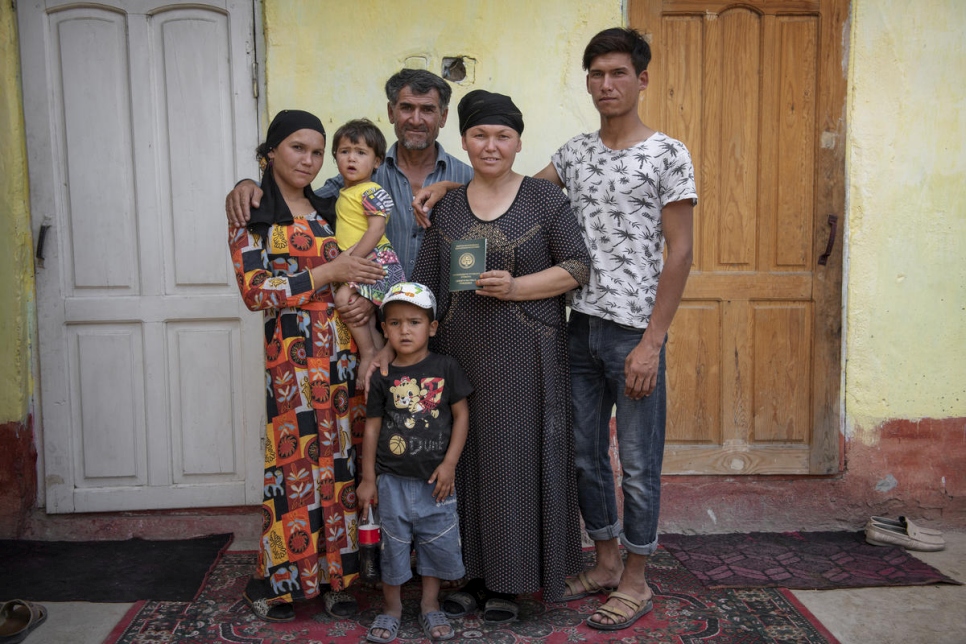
[389,376,444,429]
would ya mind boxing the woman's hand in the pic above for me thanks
[475,270,518,301]
[225,180,262,227]
[314,245,386,286]
[337,294,375,327]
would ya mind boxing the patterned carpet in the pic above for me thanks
[660,531,961,589]
[105,549,838,643]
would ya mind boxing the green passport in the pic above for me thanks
[449,238,487,291]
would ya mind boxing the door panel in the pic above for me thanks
[21,0,263,512]
[629,0,846,474]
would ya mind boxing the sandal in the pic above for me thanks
[366,613,400,643]
[440,575,467,590]
[242,579,295,622]
[324,590,358,618]
[419,610,455,641]
[0,599,48,644]
[587,591,653,631]
[482,597,518,624]
[559,571,616,601]
[441,591,476,618]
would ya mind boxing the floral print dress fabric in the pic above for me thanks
[229,213,365,606]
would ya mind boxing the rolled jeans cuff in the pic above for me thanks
[620,533,658,556]
[585,520,622,542]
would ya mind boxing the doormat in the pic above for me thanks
[660,530,961,590]
[105,548,839,643]
[0,533,233,602]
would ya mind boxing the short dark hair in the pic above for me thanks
[583,27,651,75]
[385,69,452,111]
[331,118,387,161]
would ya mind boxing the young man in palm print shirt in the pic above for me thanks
[535,27,698,631]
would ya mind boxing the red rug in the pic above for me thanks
[105,548,838,643]
[660,530,961,589]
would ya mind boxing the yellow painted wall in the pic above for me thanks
[0,3,34,423]
[263,0,623,179]
[4,0,963,434]
[845,0,966,431]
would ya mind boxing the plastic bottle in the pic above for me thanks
[358,506,381,583]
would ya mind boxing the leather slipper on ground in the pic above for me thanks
[865,519,945,551]
[441,591,476,618]
[871,515,944,537]
[0,599,48,644]
[586,591,653,631]
[558,571,617,602]
[482,598,518,624]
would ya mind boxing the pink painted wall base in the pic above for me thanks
[2,416,962,540]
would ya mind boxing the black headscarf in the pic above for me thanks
[248,110,335,238]
[457,90,524,135]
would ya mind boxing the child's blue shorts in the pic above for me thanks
[376,472,466,586]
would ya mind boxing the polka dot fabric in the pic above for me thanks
[412,177,590,601]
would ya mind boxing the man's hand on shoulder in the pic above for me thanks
[225,179,262,227]
[413,181,463,228]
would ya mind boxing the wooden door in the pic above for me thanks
[629,0,847,474]
[20,0,264,512]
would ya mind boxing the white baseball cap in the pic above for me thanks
[380,282,437,319]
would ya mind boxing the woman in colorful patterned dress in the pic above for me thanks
[229,110,386,622]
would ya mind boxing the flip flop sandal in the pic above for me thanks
[441,591,476,618]
[586,591,653,631]
[366,613,400,643]
[419,610,455,641]
[482,598,518,624]
[558,571,617,601]
[0,599,48,644]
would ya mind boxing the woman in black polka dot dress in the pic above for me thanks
[412,90,590,616]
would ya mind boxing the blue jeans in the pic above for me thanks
[376,473,465,586]
[568,311,666,556]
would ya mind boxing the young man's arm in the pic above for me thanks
[623,198,694,400]
[428,398,469,502]
[533,162,564,188]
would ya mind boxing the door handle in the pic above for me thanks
[818,214,837,266]
[35,223,51,267]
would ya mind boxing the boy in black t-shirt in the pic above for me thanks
[359,282,472,643]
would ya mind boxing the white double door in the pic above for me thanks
[19,0,265,512]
